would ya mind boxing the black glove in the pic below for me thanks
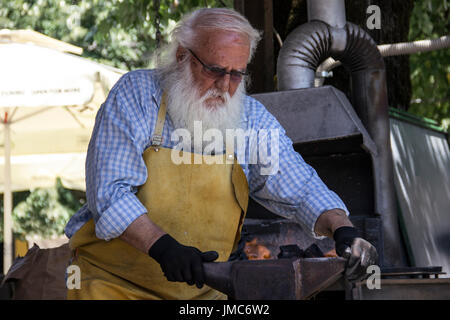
[148,234,219,288]
[333,226,379,282]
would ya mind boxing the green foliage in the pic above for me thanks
[408,0,450,130]
[0,191,30,243]
[10,178,84,240]
[0,0,232,70]
[1,0,447,126]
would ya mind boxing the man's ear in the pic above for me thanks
[176,46,187,63]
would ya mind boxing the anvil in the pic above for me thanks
[203,257,347,300]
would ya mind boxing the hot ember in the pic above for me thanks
[243,238,273,260]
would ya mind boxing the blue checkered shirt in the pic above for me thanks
[64,69,348,241]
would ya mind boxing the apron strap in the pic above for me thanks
[151,92,167,147]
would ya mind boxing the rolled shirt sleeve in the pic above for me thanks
[84,72,153,240]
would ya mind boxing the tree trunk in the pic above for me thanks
[234,0,275,94]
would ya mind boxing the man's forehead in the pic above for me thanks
[195,28,250,49]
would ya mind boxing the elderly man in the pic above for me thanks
[65,8,377,300]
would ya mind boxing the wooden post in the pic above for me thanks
[3,111,13,275]
[234,0,274,94]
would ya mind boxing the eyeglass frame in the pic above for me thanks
[187,48,248,83]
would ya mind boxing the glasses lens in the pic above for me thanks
[230,71,243,82]
[204,66,226,79]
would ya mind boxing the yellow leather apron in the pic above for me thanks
[67,94,249,300]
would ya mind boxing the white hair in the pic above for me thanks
[154,8,257,152]
[155,8,261,71]
[173,8,261,61]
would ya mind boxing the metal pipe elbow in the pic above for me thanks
[276,21,332,90]
[277,21,385,91]
[338,23,385,72]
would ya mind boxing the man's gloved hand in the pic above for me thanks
[333,226,379,282]
[148,234,219,288]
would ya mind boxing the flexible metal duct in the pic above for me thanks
[277,0,408,267]
[316,35,450,84]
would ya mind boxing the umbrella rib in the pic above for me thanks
[9,107,19,122]
[0,107,18,123]
[64,106,85,128]
[11,106,54,124]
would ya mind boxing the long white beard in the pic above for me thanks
[161,60,245,152]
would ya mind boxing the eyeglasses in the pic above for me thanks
[188,49,248,83]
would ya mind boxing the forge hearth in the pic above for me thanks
[230,218,337,262]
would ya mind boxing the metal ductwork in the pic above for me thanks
[276,0,407,267]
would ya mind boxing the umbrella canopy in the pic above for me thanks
[0,153,87,191]
[0,42,117,108]
[0,30,126,273]
[0,28,83,55]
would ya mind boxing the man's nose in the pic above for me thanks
[215,74,231,93]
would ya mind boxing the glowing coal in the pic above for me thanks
[243,238,273,260]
